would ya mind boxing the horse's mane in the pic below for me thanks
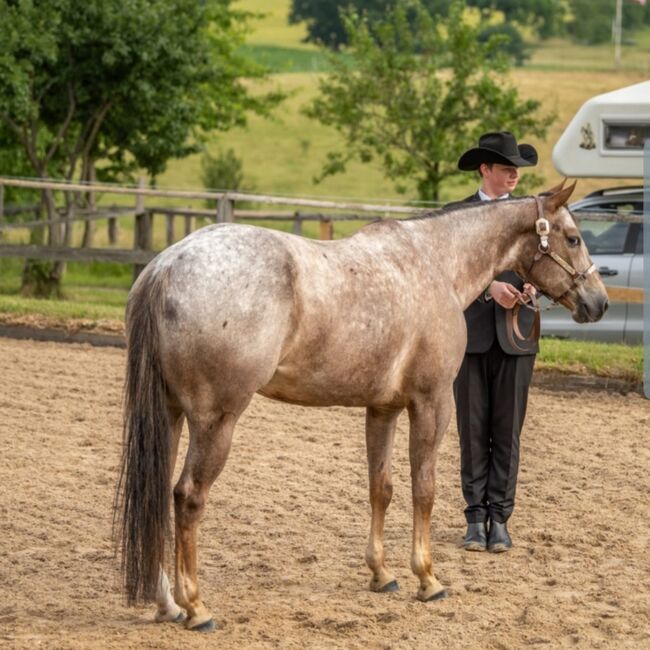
[405,195,535,221]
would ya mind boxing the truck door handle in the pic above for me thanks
[598,266,618,276]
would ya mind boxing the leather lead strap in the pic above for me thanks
[506,302,541,353]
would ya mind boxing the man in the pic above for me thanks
[451,131,540,553]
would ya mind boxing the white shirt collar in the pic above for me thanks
[478,188,509,201]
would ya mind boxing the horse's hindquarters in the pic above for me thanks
[148,226,298,411]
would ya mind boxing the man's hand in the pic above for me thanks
[520,282,538,304]
[488,281,521,309]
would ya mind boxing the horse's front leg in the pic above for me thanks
[365,405,402,593]
[407,388,453,602]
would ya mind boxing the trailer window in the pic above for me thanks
[604,123,650,150]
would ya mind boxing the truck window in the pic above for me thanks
[578,220,629,255]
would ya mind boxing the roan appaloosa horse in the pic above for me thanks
[115,182,608,631]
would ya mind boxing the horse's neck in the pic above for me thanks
[413,200,534,308]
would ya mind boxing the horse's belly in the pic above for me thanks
[258,361,404,408]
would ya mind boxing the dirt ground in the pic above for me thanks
[1,337,649,650]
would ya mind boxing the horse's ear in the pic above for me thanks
[545,180,577,212]
[541,178,567,195]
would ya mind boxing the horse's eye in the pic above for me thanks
[567,236,580,248]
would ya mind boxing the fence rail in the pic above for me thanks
[0,243,155,265]
[0,176,424,214]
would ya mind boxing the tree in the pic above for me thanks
[289,0,564,49]
[290,0,455,48]
[304,0,555,202]
[0,0,283,296]
[566,0,648,45]
[469,1,566,39]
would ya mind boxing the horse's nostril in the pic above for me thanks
[602,298,609,314]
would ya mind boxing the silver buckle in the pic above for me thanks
[536,217,550,251]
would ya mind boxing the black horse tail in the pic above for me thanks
[114,268,171,605]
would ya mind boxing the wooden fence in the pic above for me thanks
[0,176,426,280]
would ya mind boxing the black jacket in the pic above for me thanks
[453,192,539,356]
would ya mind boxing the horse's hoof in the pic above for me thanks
[424,589,448,602]
[155,609,186,624]
[378,580,400,593]
[188,618,216,633]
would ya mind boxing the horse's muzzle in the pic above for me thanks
[573,291,608,323]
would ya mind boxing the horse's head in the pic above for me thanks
[516,182,609,324]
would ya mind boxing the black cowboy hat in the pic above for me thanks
[458,131,538,171]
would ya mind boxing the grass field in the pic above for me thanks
[159,69,648,203]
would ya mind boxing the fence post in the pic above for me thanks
[108,205,119,245]
[81,166,96,248]
[132,177,151,281]
[292,211,302,236]
[166,213,175,246]
[319,215,333,240]
[217,195,234,223]
[0,184,4,242]
[184,214,193,237]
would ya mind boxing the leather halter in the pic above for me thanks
[528,196,597,305]
[506,197,597,352]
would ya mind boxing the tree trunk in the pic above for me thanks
[20,185,63,298]
[418,165,441,204]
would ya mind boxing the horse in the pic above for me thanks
[115,182,608,631]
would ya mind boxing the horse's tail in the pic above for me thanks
[114,268,171,605]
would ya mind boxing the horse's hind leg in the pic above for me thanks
[408,390,453,602]
[173,402,249,631]
[155,407,186,624]
[365,406,402,593]
[155,568,185,623]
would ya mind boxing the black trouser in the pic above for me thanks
[453,340,535,524]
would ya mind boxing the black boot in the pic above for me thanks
[463,522,487,552]
[487,520,512,553]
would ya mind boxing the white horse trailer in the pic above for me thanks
[552,80,650,179]
[545,81,647,344]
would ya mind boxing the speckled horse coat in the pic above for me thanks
[116,185,607,632]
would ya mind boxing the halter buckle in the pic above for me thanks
[535,217,550,250]
[535,217,550,236]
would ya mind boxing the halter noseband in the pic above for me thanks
[528,196,597,305]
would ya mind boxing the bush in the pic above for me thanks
[200,148,256,209]
[478,23,530,67]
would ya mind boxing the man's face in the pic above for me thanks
[480,163,520,198]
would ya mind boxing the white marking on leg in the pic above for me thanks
[155,568,184,623]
